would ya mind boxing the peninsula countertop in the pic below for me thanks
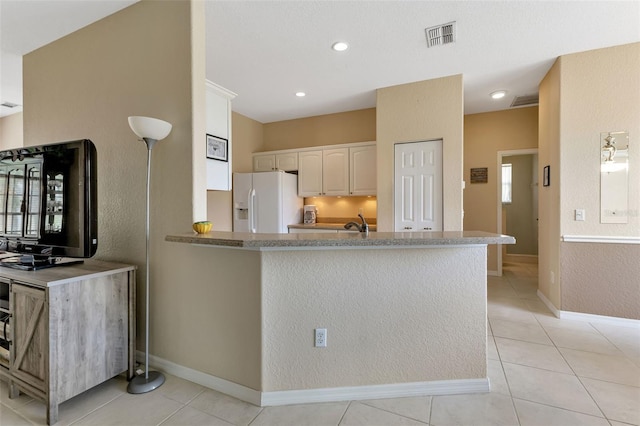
[166,230,515,250]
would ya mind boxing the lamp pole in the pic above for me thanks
[127,117,171,394]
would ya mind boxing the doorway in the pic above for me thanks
[497,149,538,276]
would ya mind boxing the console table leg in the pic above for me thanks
[47,400,58,425]
[8,380,19,398]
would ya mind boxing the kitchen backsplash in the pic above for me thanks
[303,196,377,223]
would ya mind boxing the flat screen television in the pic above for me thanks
[0,139,97,270]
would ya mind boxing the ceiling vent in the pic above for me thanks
[510,94,539,108]
[425,22,456,48]
[1,102,20,109]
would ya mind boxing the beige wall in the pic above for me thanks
[262,246,487,390]
[377,76,464,231]
[559,43,640,236]
[504,154,537,255]
[207,111,264,231]
[539,42,640,316]
[263,108,375,151]
[0,112,24,149]
[463,107,539,271]
[22,0,263,390]
[538,60,562,307]
[559,43,639,317]
[561,243,640,319]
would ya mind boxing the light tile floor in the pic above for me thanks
[1,262,639,425]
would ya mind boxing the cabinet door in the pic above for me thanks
[298,151,323,196]
[322,148,349,196]
[275,153,298,171]
[253,154,276,172]
[11,283,47,392]
[350,145,376,196]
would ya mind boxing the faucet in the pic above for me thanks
[344,214,369,234]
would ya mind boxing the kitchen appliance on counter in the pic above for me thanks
[303,205,317,224]
[233,171,303,233]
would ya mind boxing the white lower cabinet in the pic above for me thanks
[289,228,337,233]
[288,228,358,234]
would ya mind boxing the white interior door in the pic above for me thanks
[394,140,443,232]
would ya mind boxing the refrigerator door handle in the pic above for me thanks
[249,188,257,233]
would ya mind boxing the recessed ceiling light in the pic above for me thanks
[296,92,306,97]
[332,42,349,52]
[490,90,507,100]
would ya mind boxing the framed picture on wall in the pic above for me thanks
[543,165,550,187]
[206,134,228,162]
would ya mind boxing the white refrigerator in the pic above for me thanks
[233,171,303,233]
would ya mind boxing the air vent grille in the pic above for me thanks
[510,94,539,107]
[425,22,456,48]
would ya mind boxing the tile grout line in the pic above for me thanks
[336,400,352,426]
[0,401,38,426]
[530,293,610,421]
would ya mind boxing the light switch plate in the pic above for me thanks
[575,209,586,221]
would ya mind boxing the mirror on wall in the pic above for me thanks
[600,131,629,224]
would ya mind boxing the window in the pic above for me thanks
[502,163,512,204]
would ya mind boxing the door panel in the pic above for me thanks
[395,140,443,232]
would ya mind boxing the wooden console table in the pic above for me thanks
[0,260,136,425]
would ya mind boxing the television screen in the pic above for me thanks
[0,140,97,269]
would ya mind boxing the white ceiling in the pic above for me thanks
[2,1,639,122]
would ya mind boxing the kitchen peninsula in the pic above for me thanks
[166,230,514,406]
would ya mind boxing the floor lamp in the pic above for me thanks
[127,116,172,394]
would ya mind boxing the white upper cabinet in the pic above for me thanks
[253,152,298,172]
[276,152,298,171]
[253,154,276,172]
[254,142,376,197]
[298,150,324,196]
[206,81,236,191]
[322,148,349,196]
[349,145,376,196]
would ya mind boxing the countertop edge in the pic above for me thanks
[166,231,515,249]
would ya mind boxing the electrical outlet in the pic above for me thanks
[314,328,327,347]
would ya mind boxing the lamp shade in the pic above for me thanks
[128,116,172,141]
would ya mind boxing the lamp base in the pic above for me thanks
[127,370,165,394]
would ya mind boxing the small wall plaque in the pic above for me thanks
[470,167,488,184]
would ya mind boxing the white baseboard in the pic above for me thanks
[137,351,490,406]
[136,351,262,406]
[560,311,640,329]
[487,270,499,276]
[261,378,490,406]
[536,291,639,328]
[536,290,560,318]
